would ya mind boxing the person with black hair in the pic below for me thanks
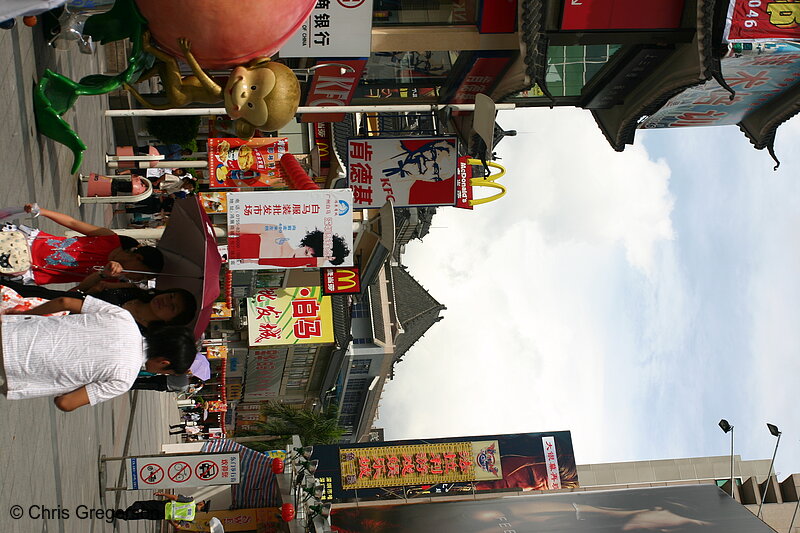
[229,226,351,267]
[0,296,196,411]
[6,204,164,285]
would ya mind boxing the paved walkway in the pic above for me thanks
[0,21,182,533]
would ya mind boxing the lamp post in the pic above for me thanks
[757,423,782,519]
[719,419,735,498]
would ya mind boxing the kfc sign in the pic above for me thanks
[301,60,367,123]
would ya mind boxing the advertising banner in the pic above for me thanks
[312,431,577,501]
[347,137,459,208]
[176,508,278,532]
[199,191,228,214]
[444,53,512,106]
[127,453,239,490]
[300,60,368,123]
[727,0,800,41]
[321,267,362,295]
[561,0,685,30]
[280,0,374,57]
[330,484,777,533]
[226,190,354,270]
[244,348,287,401]
[638,42,800,129]
[246,287,334,346]
[208,138,288,189]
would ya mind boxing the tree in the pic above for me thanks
[232,402,344,450]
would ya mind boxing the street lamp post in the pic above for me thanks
[757,423,782,519]
[719,419,735,498]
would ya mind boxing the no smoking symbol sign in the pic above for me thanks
[139,464,164,485]
[195,460,219,481]
[168,461,191,483]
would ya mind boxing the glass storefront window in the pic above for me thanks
[513,44,622,99]
[355,51,455,102]
[373,0,478,26]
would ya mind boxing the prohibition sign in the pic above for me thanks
[139,463,164,485]
[195,460,219,481]
[168,461,192,483]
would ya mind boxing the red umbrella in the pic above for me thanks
[156,197,222,338]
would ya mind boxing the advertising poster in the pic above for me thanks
[347,137,459,208]
[226,190,354,270]
[127,453,239,490]
[246,287,334,346]
[199,191,228,213]
[312,431,577,501]
[727,0,800,41]
[244,348,287,401]
[208,138,288,189]
[639,42,800,129]
[331,484,776,533]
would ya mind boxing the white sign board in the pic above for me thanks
[226,189,354,270]
[280,0,374,58]
[127,453,240,490]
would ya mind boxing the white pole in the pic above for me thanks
[105,103,517,118]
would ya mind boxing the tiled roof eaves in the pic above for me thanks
[738,80,800,170]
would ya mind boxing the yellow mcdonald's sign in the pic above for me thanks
[316,142,329,158]
[466,159,507,206]
[321,267,362,295]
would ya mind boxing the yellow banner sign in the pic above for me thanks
[339,440,503,490]
[247,287,334,346]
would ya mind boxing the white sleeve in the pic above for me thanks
[80,296,127,315]
[85,378,133,405]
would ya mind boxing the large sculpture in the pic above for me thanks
[33,0,314,173]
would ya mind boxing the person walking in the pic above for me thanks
[114,492,207,522]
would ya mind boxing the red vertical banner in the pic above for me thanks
[561,0,685,30]
[727,0,800,41]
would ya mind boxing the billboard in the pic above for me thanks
[330,484,776,533]
[208,138,288,189]
[561,0,685,30]
[347,137,459,208]
[312,431,577,501]
[243,348,287,401]
[727,0,800,41]
[638,41,800,129]
[226,189,354,270]
[246,287,334,346]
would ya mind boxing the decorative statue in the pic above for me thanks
[33,0,314,173]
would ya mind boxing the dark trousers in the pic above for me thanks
[0,278,73,299]
[116,499,166,520]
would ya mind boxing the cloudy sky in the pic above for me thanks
[375,107,800,479]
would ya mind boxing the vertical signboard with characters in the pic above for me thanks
[227,190,354,270]
[727,0,800,41]
[208,138,288,189]
[280,0,375,57]
[312,431,578,501]
[127,453,240,490]
[348,137,459,208]
[246,287,334,346]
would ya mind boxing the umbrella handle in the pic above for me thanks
[91,265,197,278]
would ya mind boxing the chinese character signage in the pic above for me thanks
[226,189,354,270]
[331,485,777,533]
[638,42,800,129]
[347,137,459,208]
[244,348,287,400]
[127,453,239,490]
[339,441,503,490]
[280,0,374,57]
[727,0,800,41]
[208,138,288,189]
[246,287,334,346]
[561,0,684,30]
[321,267,361,295]
[312,431,577,501]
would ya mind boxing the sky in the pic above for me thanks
[375,107,800,480]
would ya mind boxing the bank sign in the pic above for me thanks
[280,0,374,57]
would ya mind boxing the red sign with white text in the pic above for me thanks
[561,0,685,30]
[727,0,800,41]
[479,0,517,32]
[301,60,368,123]
[450,54,512,111]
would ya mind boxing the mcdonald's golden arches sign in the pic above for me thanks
[321,267,362,295]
